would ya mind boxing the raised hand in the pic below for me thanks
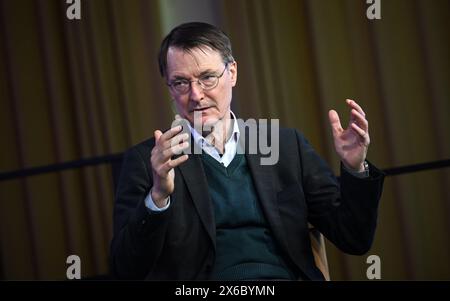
[150,125,190,207]
[328,99,370,172]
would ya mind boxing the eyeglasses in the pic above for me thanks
[167,64,228,94]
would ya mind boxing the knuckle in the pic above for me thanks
[162,148,171,158]
[166,160,174,169]
[152,146,161,156]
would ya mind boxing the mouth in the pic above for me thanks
[192,106,212,113]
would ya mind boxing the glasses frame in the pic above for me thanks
[167,63,228,94]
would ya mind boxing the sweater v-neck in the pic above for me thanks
[201,152,244,177]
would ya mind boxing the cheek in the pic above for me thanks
[173,96,189,111]
[212,86,232,107]
[172,99,192,120]
[217,89,232,111]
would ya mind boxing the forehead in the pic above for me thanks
[166,46,223,78]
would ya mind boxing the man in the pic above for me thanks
[110,22,385,280]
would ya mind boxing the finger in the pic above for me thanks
[162,141,190,158]
[158,154,189,176]
[328,110,343,136]
[351,109,369,132]
[169,154,189,168]
[154,141,187,169]
[161,130,190,150]
[351,122,367,138]
[159,125,183,145]
[173,132,190,144]
[346,99,366,117]
[169,132,190,149]
[153,133,189,163]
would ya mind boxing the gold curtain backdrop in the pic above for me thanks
[0,0,448,280]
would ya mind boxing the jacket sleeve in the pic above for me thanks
[110,143,172,279]
[295,130,385,255]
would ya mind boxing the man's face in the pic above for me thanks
[165,46,237,128]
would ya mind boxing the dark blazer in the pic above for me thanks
[110,126,385,280]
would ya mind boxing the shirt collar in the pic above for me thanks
[188,110,240,149]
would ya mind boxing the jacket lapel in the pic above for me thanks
[239,123,293,262]
[245,153,292,257]
[178,152,216,250]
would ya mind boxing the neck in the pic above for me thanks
[203,112,232,154]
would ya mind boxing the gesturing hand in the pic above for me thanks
[150,125,190,207]
[328,99,370,172]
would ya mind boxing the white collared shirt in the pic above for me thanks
[145,111,240,211]
[188,110,240,167]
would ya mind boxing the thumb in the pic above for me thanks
[154,130,163,142]
[328,110,343,136]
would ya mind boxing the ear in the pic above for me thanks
[228,61,238,87]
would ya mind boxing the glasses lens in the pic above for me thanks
[200,77,218,90]
[172,81,189,93]
[170,65,226,93]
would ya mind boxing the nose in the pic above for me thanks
[189,81,204,102]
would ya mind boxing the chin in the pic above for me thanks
[201,116,220,130]
[191,111,221,129]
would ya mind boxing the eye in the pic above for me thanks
[202,75,215,80]
[200,75,216,83]
[172,79,189,87]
